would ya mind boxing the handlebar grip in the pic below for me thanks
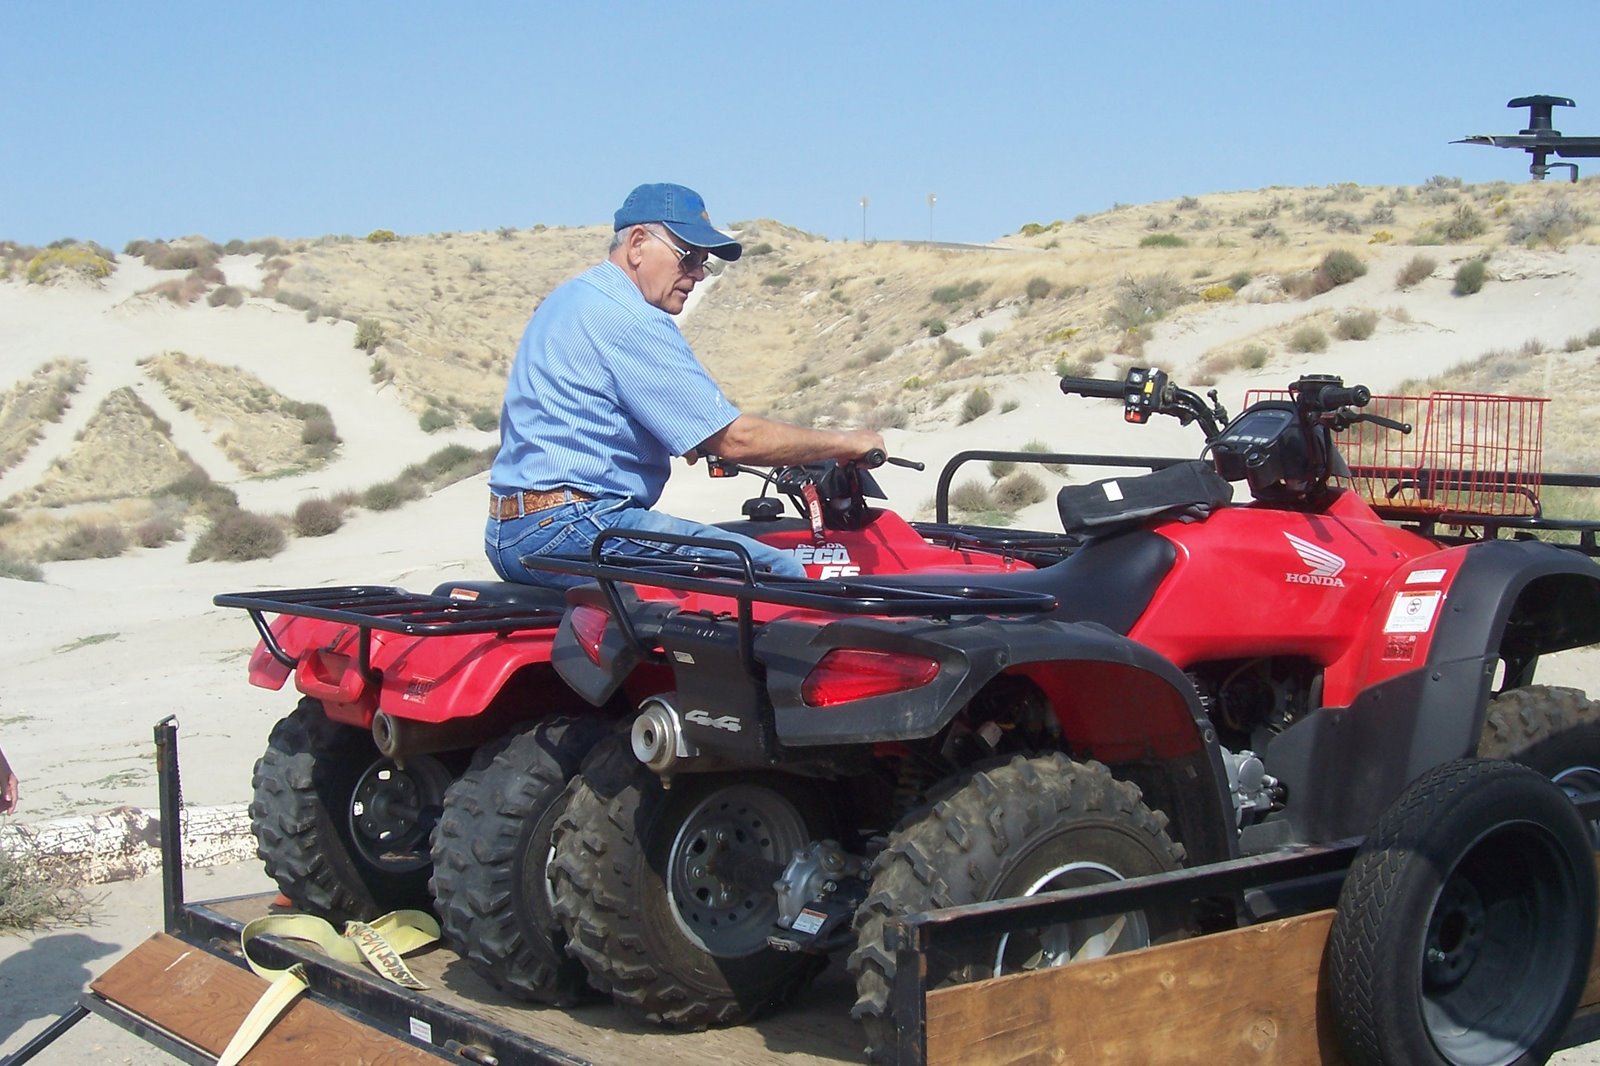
[1059,376,1127,400]
[888,456,926,471]
[1316,384,1371,409]
[861,448,886,468]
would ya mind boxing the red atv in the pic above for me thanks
[213,455,1075,1002]
[539,369,1600,1058]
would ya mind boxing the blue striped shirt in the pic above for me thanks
[489,261,740,508]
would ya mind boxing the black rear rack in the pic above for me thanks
[214,585,565,671]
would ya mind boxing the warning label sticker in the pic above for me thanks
[1385,590,1442,634]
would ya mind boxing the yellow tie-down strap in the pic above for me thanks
[217,909,440,1066]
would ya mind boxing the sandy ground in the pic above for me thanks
[5,235,1600,1062]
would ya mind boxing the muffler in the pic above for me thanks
[631,696,700,773]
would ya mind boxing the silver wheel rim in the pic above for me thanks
[992,860,1152,975]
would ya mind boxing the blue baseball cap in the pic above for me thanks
[614,183,742,261]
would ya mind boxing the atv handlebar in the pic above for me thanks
[1058,376,1127,400]
[862,448,926,472]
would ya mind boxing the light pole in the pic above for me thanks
[860,196,869,242]
[927,193,937,242]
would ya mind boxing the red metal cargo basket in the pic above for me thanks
[1240,389,1547,517]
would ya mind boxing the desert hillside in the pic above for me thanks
[2,176,1600,820]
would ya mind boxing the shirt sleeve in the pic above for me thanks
[606,314,740,456]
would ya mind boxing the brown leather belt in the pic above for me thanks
[489,488,593,520]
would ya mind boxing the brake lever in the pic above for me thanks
[1349,410,1413,434]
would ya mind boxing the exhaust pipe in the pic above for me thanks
[372,710,509,760]
[631,696,699,773]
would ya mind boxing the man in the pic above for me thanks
[486,182,885,588]
[0,745,17,815]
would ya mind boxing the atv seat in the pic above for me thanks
[861,530,1175,634]
[429,580,570,611]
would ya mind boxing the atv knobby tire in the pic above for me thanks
[550,736,831,1029]
[250,698,448,921]
[848,753,1186,1061]
[1327,758,1596,1066]
[429,715,611,1004]
[1479,685,1600,817]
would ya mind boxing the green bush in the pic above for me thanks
[1334,309,1379,341]
[930,280,985,305]
[1200,284,1234,302]
[354,319,387,353]
[1138,233,1187,248]
[1289,325,1329,353]
[1025,276,1052,301]
[988,458,1017,478]
[1441,203,1486,242]
[959,387,993,424]
[1395,254,1436,289]
[746,242,775,257]
[157,468,238,517]
[1228,271,1252,292]
[366,229,399,243]
[1016,439,1067,476]
[419,406,454,432]
[207,284,244,307]
[188,509,286,562]
[294,497,345,537]
[922,318,947,337]
[363,478,427,511]
[978,329,998,348]
[25,247,112,284]
[0,550,44,582]
[1453,259,1488,296]
[1317,249,1366,288]
[762,273,792,288]
[300,414,339,451]
[1588,327,1600,348]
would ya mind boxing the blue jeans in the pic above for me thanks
[485,497,806,589]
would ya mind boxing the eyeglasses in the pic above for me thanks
[644,227,712,276]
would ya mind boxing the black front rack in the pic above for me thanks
[214,585,565,672]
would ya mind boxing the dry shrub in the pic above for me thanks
[207,284,244,307]
[188,509,286,562]
[134,514,184,548]
[0,848,97,930]
[1395,254,1436,290]
[42,522,128,561]
[1289,325,1329,353]
[862,405,907,431]
[294,497,345,537]
[1335,310,1379,341]
[959,387,993,424]
[949,479,997,512]
[994,470,1047,509]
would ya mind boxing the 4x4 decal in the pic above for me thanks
[1284,532,1347,587]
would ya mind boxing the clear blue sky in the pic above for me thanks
[3,2,1597,250]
